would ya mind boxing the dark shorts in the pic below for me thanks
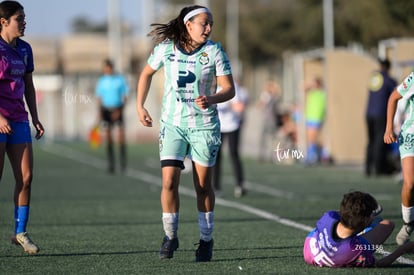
[101,106,124,127]
[0,121,32,144]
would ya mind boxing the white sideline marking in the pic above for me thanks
[41,144,414,265]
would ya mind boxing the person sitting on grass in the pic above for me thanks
[303,191,414,267]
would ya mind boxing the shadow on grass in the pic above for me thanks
[23,218,200,228]
[0,249,156,258]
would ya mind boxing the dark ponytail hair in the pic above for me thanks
[148,5,205,48]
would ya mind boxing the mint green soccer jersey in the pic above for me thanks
[397,72,414,134]
[148,40,232,129]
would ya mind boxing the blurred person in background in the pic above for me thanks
[365,59,397,176]
[0,0,44,254]
[304,77,330,165]
[213,80,248,198]
[256,80,282,162]
[136,5,235,262]
[276,104,298,156]
[95,59,129,174]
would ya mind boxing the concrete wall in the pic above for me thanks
[324,50,376,163]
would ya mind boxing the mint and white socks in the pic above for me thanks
[402,204,414,224]
[162,212,179,240]
[198,211,214,242]
[162,211,214,241]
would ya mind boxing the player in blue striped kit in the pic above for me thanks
[136,5,235,261]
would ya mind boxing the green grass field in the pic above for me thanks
[0,142,413,274]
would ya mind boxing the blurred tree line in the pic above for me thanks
[72,0,414,67]
[209,0,414,65]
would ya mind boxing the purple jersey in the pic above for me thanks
[303,211,375,267]
[0,38,34,122]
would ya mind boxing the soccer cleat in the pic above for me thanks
[159,236,179,259]
[195,239,214,262]
[396,222,414,245]
[11,232,40,254]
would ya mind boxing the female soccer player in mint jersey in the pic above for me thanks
[384,72,414,246]
[136,5,235,262]
[0,1,44,254]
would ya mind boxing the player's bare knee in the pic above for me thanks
[162,182,176,192]
[403,177,414,188]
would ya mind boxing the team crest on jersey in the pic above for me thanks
[199,52,209,65]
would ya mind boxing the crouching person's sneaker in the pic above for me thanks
[195,239,214,262]
[159,236,179,259]
[396,222,414,245]
[11,232,40,254]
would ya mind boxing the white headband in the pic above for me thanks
[183,8,210,23]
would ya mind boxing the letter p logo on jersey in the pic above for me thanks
[177,70,196,88]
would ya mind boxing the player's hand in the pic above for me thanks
[138,108,153,127]
[0,115,12,134]
[384,129,397,144]
[33,120,44,140]
[195,95,210,109]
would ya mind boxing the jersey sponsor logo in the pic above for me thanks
[177,89,194,94]
[177,70,196,88]
[180,97,195,103]
[223,60,231,72]
[11,59,23,65]
[10,68,25,76]
[403,73,414,89]
[177,59,196,64]
[322,228,338,253]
